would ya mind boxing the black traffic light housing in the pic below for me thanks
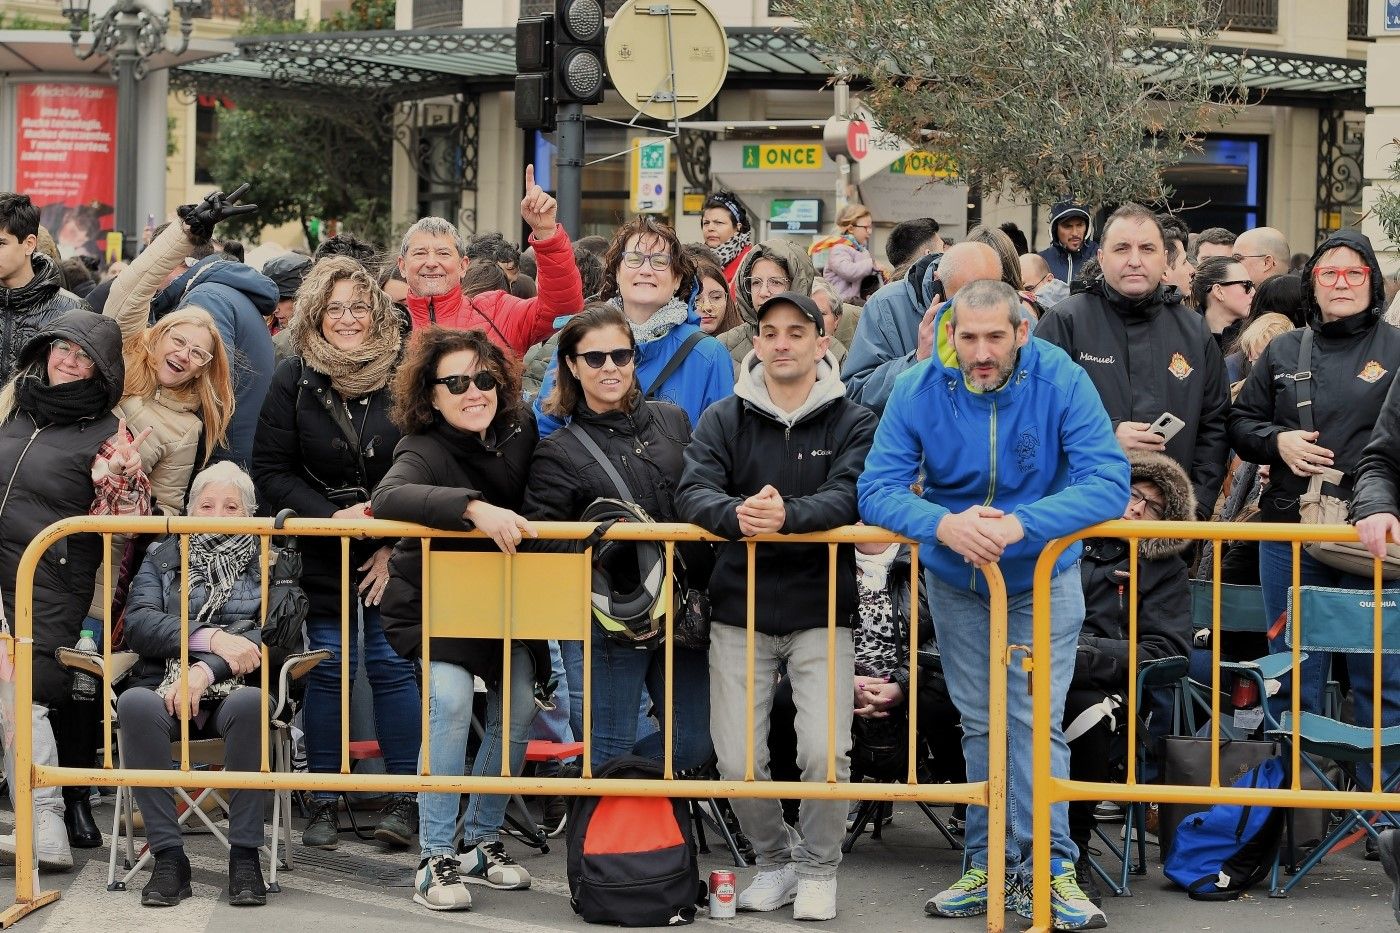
[553,0,607,106]
[515,14,555,132]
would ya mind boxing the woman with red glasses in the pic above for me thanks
[1228,230,1400,762]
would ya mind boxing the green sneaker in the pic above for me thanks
[925,867,990,918]
[1047,857,1108,930]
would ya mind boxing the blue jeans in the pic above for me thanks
[529,641,573,773]
[572,627,712,772]
[560,638,659,754]
[303,605,421,800]
[927,567,1082,873]
[418,646,538,856]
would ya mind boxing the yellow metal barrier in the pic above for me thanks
[1029,520,1398,932]
[4,515,1012,931]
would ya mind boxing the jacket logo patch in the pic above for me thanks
[1358,361,1388,384]
[1015,428,1040,472]
[809,449,832,457]
[1079,352,1115,365]
[1167,352,1193,380]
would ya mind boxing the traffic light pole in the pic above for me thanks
[557,103,585,237]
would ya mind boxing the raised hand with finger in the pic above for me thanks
[177,183,259,242]
[109,417,154,479]
[520,164,558,240]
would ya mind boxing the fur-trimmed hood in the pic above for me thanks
[1129,451,1195,557]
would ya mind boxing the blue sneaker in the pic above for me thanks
[925,867,989,918]
[1047,857,1107,930]
[1006,874,1031,919]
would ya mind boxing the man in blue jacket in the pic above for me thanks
[1037,200,1099,284]
[858,279,1128,930]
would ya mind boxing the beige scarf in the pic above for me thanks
[291,307,402,400]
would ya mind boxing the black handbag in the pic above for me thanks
[261,509,310,651]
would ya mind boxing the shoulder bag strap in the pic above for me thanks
[645,330,706,400]
[565,421,634,501]
[1295,327,1315,434]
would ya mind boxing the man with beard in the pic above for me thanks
[859,279,1128,930]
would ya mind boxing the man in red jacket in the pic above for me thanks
[398,165,582,357]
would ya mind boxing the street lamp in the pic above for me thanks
[57,0,209,240]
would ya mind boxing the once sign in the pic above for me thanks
[740,144,825,170]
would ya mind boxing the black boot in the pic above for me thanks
[142,848,192,907]
[1074,853,1105,907]
[62,787,102,849]
[228,845,268,906]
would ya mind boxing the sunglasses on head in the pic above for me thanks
[432,371,499,394]
[574,348,636,369]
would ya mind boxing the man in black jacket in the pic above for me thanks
[678,292,876,922]
[1036,203,1230,518]
[1,192,89,383]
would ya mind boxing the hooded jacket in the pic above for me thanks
[0,309,124,705]
[1074,452,1195,692]
[858,337,1129,597]
[152,255,277,468]
[840,252,943,415]
[1037,200,1100,284]
[1035,278,1230,519]
[1229,229,1400,523]
[677,352,877,635]
[1,253,89,385]
[719,239,818,367]
[532,301,734,439]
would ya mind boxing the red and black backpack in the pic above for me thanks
[566,756,703,926]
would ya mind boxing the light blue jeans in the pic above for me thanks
[926,567,1082,875]
[418,645,537,857]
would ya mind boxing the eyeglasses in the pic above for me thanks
[1314,266,1370,287]
[746,276,791,293]
[696,289,728,310]
[574,348,636,369]
[167,331,214,367]
[621,250,673,271]
[852,223,873,232]
[1217,279,1256,294]
[325,302,373,321]
[49,339,93,367]
[432,371,499,394]
[1129,487,1166,521]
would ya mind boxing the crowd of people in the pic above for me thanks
[4,176,1400,930]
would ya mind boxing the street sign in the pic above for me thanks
[846,120,871,161]
[889,150,958,179]
[740,144,824,170]
[1388,0,1399,29]
[769,198,823,234]
[630,137,670,213]
[606,0,728,120]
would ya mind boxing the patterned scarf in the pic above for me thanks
[156,533,259,703]
[609,296,690,344]
[712,230,751,267]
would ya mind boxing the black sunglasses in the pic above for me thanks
[574,348,636,369]
[432,371,499,394]
[1218,279,1255,293]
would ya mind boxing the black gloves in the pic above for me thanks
[177,183,258,242]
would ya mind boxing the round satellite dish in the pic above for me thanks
[605,0,729,121]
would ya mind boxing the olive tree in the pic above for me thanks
[778,0,1245,206]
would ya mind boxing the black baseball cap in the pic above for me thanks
[756,291,825,336]
[262,253,312,300]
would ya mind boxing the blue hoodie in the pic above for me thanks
[840,252,942,416]
[532,302,734,437]
[857,335,1129,597]
[153,256,277,468]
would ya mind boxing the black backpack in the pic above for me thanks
[566,756,703,926]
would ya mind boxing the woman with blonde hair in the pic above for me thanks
[820,205,887,302]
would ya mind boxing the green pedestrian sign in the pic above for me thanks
[743,145,759,169]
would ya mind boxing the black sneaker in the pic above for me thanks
[228,846,267,906]
[542,796,568,837]
[1074,853,1105,908]
[1367,831,1382,862]
[141,848,192,907]
[1377,827,1400,924]
[374,795,418,847]
[301,799,340,850]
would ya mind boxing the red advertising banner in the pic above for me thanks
[15,82,117,260]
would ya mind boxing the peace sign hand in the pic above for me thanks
[110,417,153,479]
[520,164,558,240]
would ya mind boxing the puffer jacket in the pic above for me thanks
[1,253,89,384]
[121,535,264,691]
[0,310,124,705]
[823,238,877,302]
[372,417,547,687]
[1229,229,1400,523]
[719,239,818,367]
[1074,453,1195,692]
[840,252,943,415]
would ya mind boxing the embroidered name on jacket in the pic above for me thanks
[1168,352,1193,380]
[1079,352,1115,365]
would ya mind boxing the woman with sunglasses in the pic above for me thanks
[523,303,713,772]
[532,216,733,439]
[373,326,543,910]
[252,256,421,852]
[1191,256,1255,357]
[1229,230,1400,740]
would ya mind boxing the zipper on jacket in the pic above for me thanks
[0,420,48,523]
[971,400,999,591]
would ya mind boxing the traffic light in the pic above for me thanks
[515,14,555,132]
[553,0,606,105]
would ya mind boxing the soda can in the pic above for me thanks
[709,869,737,918]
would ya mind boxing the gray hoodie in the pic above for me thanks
[732,348,846,427]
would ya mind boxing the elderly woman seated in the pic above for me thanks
[117,461,271,908]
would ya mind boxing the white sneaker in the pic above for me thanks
[459,840,531,890]
[0,812,74,873]
[737,864,798,912]
[793,875,838,921]
[413,855,472,911]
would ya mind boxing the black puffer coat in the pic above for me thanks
[252,358,400,613]
[372,417,546,687]
[1074,452,1196,692]
[1,253,89,384]
[1228,229,1400,522]
[0,309,123,705]
[122,535,264,691]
